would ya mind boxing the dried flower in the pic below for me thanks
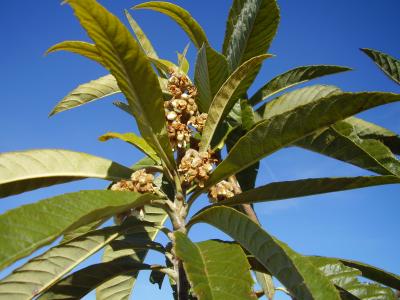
[110,169,156,194]
[188,113,208,132]
[167,121,191,149]
[208,180,236,202]
[178,149,216,187]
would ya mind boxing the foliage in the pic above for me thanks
[1,0,399,299]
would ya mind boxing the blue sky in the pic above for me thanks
[1,0,400,299]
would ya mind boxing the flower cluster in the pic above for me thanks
[208,180,236,202]
[178,149,217,188]
[165,71,207,149]
[111,169,156,194]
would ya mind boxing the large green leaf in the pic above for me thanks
[99,132,160,164]
[133,1,208,49]
[223,0,279,71]
[0,190,156,269]
[194,44,229,113]
[46,40,102,64]
[361,48,400,85]
[199,54,271,152]
[309,257,396,300]
[174,233,256,300]
[67,0,175,172]
[49,74,119,116]
[261,84,341,119]
[38,257,151,300]
[204,92,400,189]
[249,65,351,105]
[188,206,341,300]
[338,258,400,290]
[96,206,168,300]
[0,149,133,198]
[0,225,137,299]
[296,119,400,177]
[219,176,400,206]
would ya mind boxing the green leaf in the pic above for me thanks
[223,0,279,72]
[124,10,159,59]
[38,257,151,300]
[131,156,159,171]
[338,258,400,290]
[99,132,160,164]
[261,84,341,119]
[225,127,259,192]
[96,206,168,300]
[49,74,119,116]
[343,117,400,155]
[309,257,396,300]
[361,48,400,85]
[255,272,275,300]
[46,40,102,64]
[148,56,179,73]
[250,65,351,105]
[219,176,400,206]
[177,43,190,74]
[204,92,400,189]
[67,0,175,173]
[0,225,131,299]
[0,190,156,269]
[49,74,170,116]
[0,149,133,198]
[194,44,229,113]
[133,1,208,49]
[174,233,256,300]
[199,54,272,152]
[188,206,341,300]
[296,119,400,177]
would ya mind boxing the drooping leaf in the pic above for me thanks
[296,119,400,177]
[250,65,351,105]
[99,132,160,164]
[0,225,140,299]
[149,269,165,289]
[46,40,102,64]
[124,10,159,59]
[0,190,156,269]
[223,0,279,71]
[194,44,229,112]
[188,206,341,300]
[219,176,400,206]
[49,74,119,116]
[361,48,400,85]
[199,54,272,152]
[96,206,168,300]
[309,257,396,300]
[67,0,175,172]
[38,257,151,300]
[0,149,133,198]
[204,92,400,189]
[133,1,208,49]
[174,233,256,300]
[338,258,400,290]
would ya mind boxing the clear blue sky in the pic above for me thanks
[1,1,399,299]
